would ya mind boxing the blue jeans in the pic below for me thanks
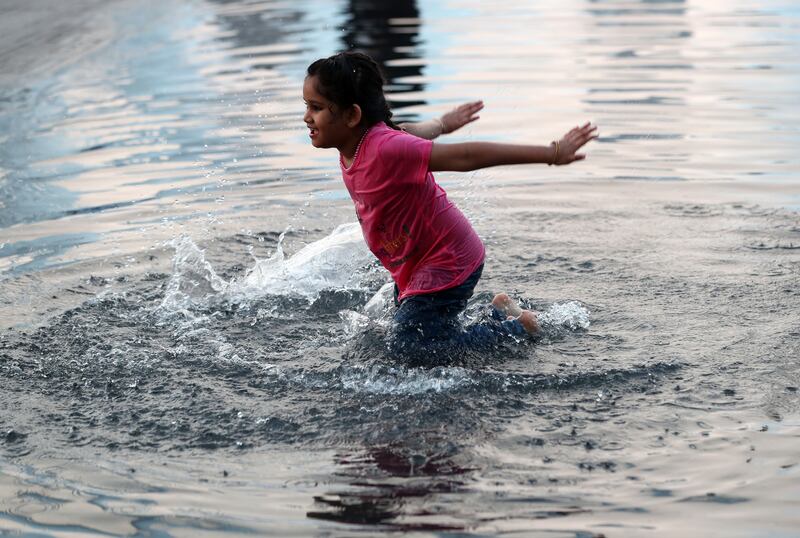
[387,264,527,362]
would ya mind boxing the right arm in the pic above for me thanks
[399,101,484,140]
[429,123,598,172]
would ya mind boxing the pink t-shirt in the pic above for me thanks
[340,122,485,301]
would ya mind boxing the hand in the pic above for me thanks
[440,100,484,134]
[554,122,598,165]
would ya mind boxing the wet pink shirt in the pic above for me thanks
[340,122,485,300]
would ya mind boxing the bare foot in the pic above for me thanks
[517,310,540,335]
[493,293,539,335]
[492,293,523,317]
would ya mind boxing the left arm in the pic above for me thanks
[429,123,598,172]
[400,101,484,140]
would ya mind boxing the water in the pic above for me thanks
[1,0,800,535]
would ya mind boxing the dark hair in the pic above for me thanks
[306,51,398,129]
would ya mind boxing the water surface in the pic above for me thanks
[1,0,799,535]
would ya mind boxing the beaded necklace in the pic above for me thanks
[344,126,371,170]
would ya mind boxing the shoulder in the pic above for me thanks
[367,122,406,145]
[368,124,433,183]
[372,124,432,158]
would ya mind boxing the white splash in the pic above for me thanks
[338,281,394,336]
[338,365,476,395]
[363,281,394,319]
[538,301,591,331]
[160,235,229,315]
[233,222,372,301]
[339,310,372,338]
[159,223,376,316]
[257,363,476,395]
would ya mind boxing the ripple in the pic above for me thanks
[1,0,799,534]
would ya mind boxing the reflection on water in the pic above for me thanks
[1,0,800,536]
[308,445,470,530]
[341,0,426,111]
[582,0,693,181]
[1,0,799,271]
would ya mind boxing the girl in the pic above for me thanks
[303,51,597,360]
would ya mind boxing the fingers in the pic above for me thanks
[562,122,598,150]
[454,100,484,115]
[575,131,597,148]
[460,100,484,112]
[555,153,586,166]
[457,102,484,121]
[571,123,596,139]
[441,101,485,133]
[555,122,597,164]
[456,101,484,120]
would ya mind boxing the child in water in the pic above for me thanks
[303,52,597,359]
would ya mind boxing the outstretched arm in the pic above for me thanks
[429,122,598,172]
[399,101,484,140]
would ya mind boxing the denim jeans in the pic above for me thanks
[387,264,527,361]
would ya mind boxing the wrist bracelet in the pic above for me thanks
[548,140,559,166]
[436,117,447,134]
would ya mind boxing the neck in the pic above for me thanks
[340,126,369,167]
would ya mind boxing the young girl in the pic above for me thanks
[303,52,597,360]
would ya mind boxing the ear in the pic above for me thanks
[346,104,363,128]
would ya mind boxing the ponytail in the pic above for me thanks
[307,52,399,130]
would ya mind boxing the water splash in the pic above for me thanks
[265,363,477,396]
[338,364,476,395]
[233,223,372,301]
[339,310,373,339]
[256,360,677,398]
[538,301,591,332]
[159,223,375,317]
[363,282,394,319]
[337,281,395,337]
[159,234,229,316]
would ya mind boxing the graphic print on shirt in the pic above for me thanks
[378,224,418,268]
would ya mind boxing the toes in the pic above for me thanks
[518,310,540,335]
[492,292,512,309]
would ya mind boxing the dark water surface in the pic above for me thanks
[1,0,800,536]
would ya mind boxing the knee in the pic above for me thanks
[386,321,420,359]
[385,332,406,358]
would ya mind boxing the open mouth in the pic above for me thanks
[308,126,318,138]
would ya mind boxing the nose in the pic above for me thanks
[303,108,312,125]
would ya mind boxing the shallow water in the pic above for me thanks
[1,0,800,535]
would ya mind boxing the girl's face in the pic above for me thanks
[303,76,354,150]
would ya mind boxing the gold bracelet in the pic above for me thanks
[548,140,559,166]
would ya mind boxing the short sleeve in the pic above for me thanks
[377,131,433,185]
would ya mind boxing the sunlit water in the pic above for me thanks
[1,0,799,536]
